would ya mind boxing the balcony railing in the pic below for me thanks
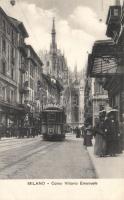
[19,84,29,94]
[18,43,27,57]
[19,63,27,73]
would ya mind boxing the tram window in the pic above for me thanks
[47,113,56,122]
[42,112,47,123]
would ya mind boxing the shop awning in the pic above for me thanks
[0,100,25,115]
[88,40,124,77]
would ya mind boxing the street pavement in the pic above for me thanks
[87,140,124,178]
[0,134,97,179]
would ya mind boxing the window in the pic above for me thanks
[1,61,6,75]
[11,68,14,80]
[2,38,6,53]
[11,47,15,65]
[8,45,10,66]
[7,26,11,35]
[2,87,6,101]
[99,105,104,111]
[114,8,119,16]
[73,95,79,105]
[6,87,10,103]
[30,64,34,77]
[12,30,14,43]
[2,20,6,32]
[47,61,49,66]
[10,90,14,103]
[30,78,34,89]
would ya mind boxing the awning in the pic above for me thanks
[88,39,124,77]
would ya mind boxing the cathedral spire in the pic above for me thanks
[50,18,57,53]
[52,18,56,35]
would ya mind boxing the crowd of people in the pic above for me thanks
[83,108,123,157]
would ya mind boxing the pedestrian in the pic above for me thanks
[83,118,93,147]
[94,110,106,157]
[77,127,81,138]
[0,123,2,140]
[105,108,122,157]
[75,127,80,138]
[81,126,84,138]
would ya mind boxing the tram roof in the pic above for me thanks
[43,104,64,111]
[42,106,64,111]
[42,109,63,112]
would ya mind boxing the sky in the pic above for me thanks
[0,0,120,71]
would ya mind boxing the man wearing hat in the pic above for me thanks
[104,108,121,156]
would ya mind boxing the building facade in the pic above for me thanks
[92,78,109,126]
[79,78,84,125]
[0,7,28,129]
[84,74,93,125]
[63,68,84,128]
[87,0,124,143]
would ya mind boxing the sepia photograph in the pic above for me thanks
[0,0,124,183]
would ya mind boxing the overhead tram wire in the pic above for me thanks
[15,0,42,51]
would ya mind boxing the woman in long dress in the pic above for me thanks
[83,122,93,147]
[105,110,122,156]
[94,110,106,157]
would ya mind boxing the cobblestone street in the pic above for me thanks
[0,134,96,179]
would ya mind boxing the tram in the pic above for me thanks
[40,104,66,141]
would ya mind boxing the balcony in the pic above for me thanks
[106,6,121,40]
[11,57,15,65]
[19,87,29,94]
[19,63,27,73]
[18,43,27,57]
[19,82,29,94]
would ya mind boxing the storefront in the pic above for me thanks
[0,100,25,136]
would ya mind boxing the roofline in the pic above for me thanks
[26,45,43,66]
[18,22,29,38]
[0,7,19,32]
[0,7,29,37]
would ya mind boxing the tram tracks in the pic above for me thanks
[0,140,63,177]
